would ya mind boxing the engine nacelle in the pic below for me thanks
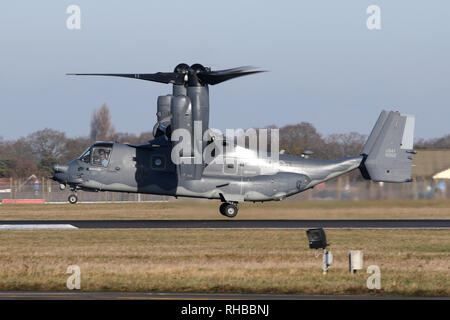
[170,95,193,156]
[153,95,173,138]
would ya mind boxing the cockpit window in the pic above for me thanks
[79,148,91,163]
[92,147,111,167]
[78,143,113,166]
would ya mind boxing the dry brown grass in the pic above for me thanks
[0,199,448,295]
[0,199,449,220]
[0,229,448,295]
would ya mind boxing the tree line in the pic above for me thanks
[0,104,152,178]
[0,104,448,178]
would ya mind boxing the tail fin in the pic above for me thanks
[360,110,416,183]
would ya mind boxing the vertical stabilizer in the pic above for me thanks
[360,111,416,182]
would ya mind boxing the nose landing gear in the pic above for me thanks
[219,202,238,218]
[67,187,79,205]
[68,194,78,204]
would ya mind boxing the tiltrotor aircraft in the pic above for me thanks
[53,63,416,217]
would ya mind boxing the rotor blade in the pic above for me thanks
[66,72,185,85]
[198,66,266,85]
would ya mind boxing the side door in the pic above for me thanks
[222,157,245,198]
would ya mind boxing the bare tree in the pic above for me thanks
[5,158,37,178]
[415,134,450,149]
[61,136,92,163]
[3,138,34,161]
[325,132,367,159]
[0,136,6,160]
[111,132,139,144]
[279,122,327,158]
[90,103,115,141]
[27,129,67,161]
[110,131,155,144]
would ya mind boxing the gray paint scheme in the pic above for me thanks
[55,66,416,214]
[54,142,363,202]
[360,111,415,183]
[53,110,413,203]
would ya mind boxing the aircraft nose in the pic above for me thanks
[53,164,69,173]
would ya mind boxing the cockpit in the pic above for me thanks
[78,142,113,167]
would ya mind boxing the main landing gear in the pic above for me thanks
[219,202,238,218]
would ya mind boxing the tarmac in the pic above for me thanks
[0,219,449,229]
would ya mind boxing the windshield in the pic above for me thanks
[78,147,91,163]
[77,143,113,166]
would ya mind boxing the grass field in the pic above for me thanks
[0,229,448,295]
[0,199,448,295]
[0,199,449,220]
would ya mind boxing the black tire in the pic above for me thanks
[68,194,78,204]
[219,203,228,216]
[223,203,238,218]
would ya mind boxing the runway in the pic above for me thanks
[0,219,449,229]
[0,291,447,300]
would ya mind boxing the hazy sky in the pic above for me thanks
[1,1,449,140]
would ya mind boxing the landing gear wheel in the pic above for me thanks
[222,203,238,218]
[219,203,228,216]
[68,194,78,204]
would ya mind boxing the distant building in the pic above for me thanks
[413,149,449,198]
[433,169,450,180]
[412,149,450,179]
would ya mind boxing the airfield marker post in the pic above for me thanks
[349,250,364,274]
[322,248,333,275]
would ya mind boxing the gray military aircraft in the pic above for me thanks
[53,63,416,218]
